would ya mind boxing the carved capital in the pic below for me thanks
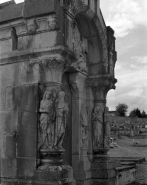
[29,54,67,84]
[87,76,117,102]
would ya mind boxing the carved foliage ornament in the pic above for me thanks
[30,56,66,69]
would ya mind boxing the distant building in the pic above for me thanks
[109,111,119,116]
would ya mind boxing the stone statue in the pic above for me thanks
[11,27,18,51]
[80,103,89,147]
[54,91,69,150]
[47,14,58,30]
[39,91,55,149]
[73,25,88,72]
[92,106,103,149]
[104,107,110,148]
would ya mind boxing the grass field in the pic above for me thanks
[108,136,147,160]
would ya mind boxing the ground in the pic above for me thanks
[108,136,147,184]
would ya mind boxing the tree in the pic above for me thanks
[116,103,128,117]
[141,110,147,118]
[129,108,144,118]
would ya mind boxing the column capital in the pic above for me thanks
[86,75,117,103]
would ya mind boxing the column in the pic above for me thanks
[69,72,91,185]
[87,75,119,185]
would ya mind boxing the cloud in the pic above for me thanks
[106,0,147,37]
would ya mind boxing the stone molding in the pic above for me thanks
[86,76,117,102]
[29,55,65,69]
[62,0,108,64]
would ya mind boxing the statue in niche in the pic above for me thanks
[39,91,55,149]
[54,91,69,150]
[73,25,88,72]
[11,27,18,51]
[80,103,89,147]
[104,107,110,148]
[92,106,103,149]
[47,14,58,30]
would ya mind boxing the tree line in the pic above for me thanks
[115,103,147,118]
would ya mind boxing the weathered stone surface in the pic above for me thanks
[23,0,57,19]
[17,112,37,157]
[0,1,118,185]
[0,3,23,23]
[17,158,36,179]
[1,158,17,178]
[3,133,16,158]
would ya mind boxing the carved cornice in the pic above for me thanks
[86,76,117,89]
[86,76,117,102]
[29,55,66,69]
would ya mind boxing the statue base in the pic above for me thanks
[92,154,121,185]
[38,149,65,170]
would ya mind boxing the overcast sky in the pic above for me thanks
[0,0,147,114]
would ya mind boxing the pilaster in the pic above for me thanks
[87,75,118,185]
[69,72,91,185]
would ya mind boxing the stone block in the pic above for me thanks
[3,133,16,158]
[17,158,36,179]
[23,0,57,19]
[92,168,116,179]
[92,159,121,170]
[34,166,73,181]
[12,85,38,112]
[0,111,18,134]
[17,112,37,157]
[0,3,23,23]
[1,158,17,178]
[34,31,57,49]
[92,178,116,185]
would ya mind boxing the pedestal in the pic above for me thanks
[92,155,121,185]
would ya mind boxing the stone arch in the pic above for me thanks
[72,1,108,74]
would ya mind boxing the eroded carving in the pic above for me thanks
[47,14,58,30]
[39,90,68,151]
[27,20,38,35]
[104,106,110,148]
[80,103,89,147]
[72,24,88,72]
[92,106,103,149]
[39,90,56,149]
[54,91,69,150]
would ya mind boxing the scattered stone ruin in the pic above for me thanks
[0,0,130,185]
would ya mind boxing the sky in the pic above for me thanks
[0,0,147,115]
[100,0,147,114]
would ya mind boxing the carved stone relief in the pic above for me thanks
[92,106,103,149]
[80,103,89,148]
[39,90,69,151]
[39,90,55,149]
[47,14,58,30]
[27,20,39,35]
[72,24,88,72]
[104,106,110,148]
